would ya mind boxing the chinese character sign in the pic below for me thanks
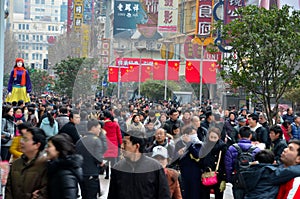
[74,0,83,31]
[224,0,245,24]
[197,0,214,37]
[158,0,178,32]
[113,1,148,38]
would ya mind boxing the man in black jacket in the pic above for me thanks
[76,119,105,199]
[59,110,81,144]
[108,130,170,199]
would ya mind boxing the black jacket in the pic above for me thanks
[108,155,170,199]
[200,139,227,182]
[47,154,83,199]
[271,138,287,163]
[59,122,80,144]
[76,132,104,176]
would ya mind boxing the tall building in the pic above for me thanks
[7,0,67,69]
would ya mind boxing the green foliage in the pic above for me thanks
[53,57,100,99]
[28,69,53,95]
[140,79,181,101]
[218,5,300,124]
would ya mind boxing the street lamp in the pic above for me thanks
[160,40,173,100]
[99,53,107,97]
[135,46,147,98]
[115,49,125,99]
[191,37,205,103]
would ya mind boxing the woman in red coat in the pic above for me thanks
[103,110,122,179]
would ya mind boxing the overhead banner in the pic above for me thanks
[158,0,178,32]
[113,0,147,38]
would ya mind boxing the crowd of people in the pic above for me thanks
[1,94,300,199]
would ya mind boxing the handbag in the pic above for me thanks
[1,120,11,144]
[201,150,222,186]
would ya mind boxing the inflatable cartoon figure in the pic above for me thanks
[6,58,32,103]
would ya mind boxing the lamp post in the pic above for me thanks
[115,49,124,99]
[135,46,146,98]
[199,38,205,104]
[99,53,107,97]
[160,39,173,100]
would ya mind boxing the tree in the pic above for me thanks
[53,57,100,100]
[140,79,181,101]
[218,5,300,124]
[29,69,53,95]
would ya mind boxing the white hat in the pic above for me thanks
[152,146,168,159]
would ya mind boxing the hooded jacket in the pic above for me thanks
[47,154,83,199]
[40,117,58,138]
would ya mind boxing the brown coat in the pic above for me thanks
[5,154,48,199]
[165,168,182,199]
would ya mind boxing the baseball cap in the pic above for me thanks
[237,116,246,122]
[152,146,168,159]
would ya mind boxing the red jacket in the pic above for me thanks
[103,119,122,158]
[277,177,300,199]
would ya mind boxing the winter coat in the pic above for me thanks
[108,155,170,199]
[251,124,269,148]
[76,120,88,136]
[47,154,83,199]
[164,168,182,199]
[5,154,48,199]
[163,119,184,134]
[9,136,22,161]
[243,164,300,199]
[76,132,105,176]
[103,119,122,158]
[1,117,16,147]
[56,115,69,130]
[277,177,300,199]
[271,138,287,163]
[127,121,146,133]
[146,139,175,161]
[59,122,81,144]
[40,117,58,138]
[200,139,227,182]
[291,122,300,140]
[224,139,261,182]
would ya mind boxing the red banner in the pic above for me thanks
[185,60,217,84]
[108,66,119,82]
[120,65,139,82]
[153,59,179,81]
[141,65,152,82]
[153,59,165,80]
[168,60,180,81]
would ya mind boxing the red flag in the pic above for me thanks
[120,64,139,82]
[185,60,200,83]
[141,65,152,82]
[153,59,165,80]
[108,66,119,82]
[168,60,180,81]
[153,59,179,81]
[203,61,217,84]
[185,60,217,84]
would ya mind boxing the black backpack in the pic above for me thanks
[232,144,257,189]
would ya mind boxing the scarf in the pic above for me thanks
[13,67,26,86]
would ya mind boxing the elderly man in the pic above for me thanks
[146,128,175,161]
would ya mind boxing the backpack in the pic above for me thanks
[232,144,257,189]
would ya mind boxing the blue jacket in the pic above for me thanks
[244,164,300,199]
[291,122,300,140]
[224,139,260,182]
[40,117,58,138]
